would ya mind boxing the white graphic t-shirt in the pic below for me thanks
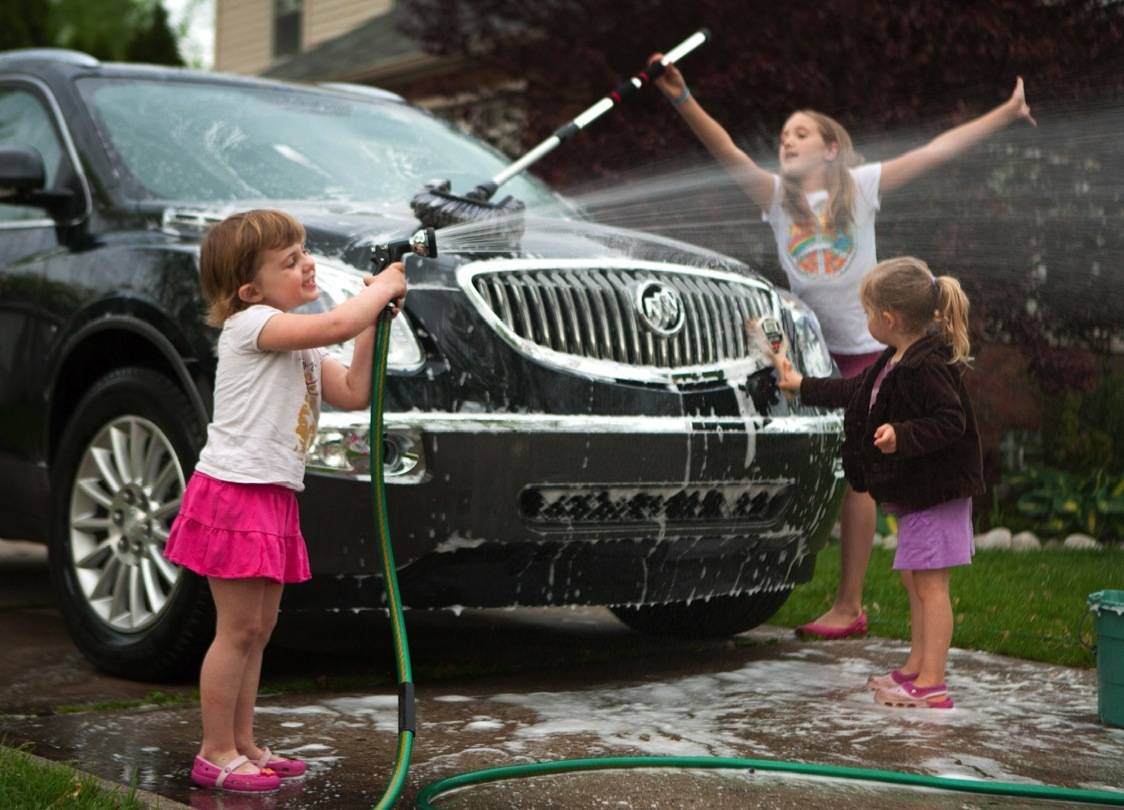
[195,304,325,491]
[763,162,885,354]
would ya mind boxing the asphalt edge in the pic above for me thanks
[6,745,192,810]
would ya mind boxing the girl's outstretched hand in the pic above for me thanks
[776,357,803,394]
[648,52,686,100]
[873,423,897,454]
[1009,77,1036,127]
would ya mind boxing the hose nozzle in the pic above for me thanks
[372,227,438,273]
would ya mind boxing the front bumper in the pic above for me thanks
[292,411,845,610]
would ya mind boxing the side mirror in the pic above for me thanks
[0,147,73,216]
[0,147,47,197]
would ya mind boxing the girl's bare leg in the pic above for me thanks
[911,568,953,687]
[810,486,876,627]
[199,577,268,774]
[234,580,284,762]
[898,569,924,675]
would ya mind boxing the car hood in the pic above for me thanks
[211,204,764,284]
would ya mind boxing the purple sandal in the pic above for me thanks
[191,754,280,793]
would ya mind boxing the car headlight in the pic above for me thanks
[307,254,425,372]
[778,290,835,378]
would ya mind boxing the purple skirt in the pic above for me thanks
[164,472,311,583]
[892,497,975,571]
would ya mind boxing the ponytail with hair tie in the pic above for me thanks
[932,274,973,366]
[861,257,973,366]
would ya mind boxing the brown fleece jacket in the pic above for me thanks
[800,333,985,511]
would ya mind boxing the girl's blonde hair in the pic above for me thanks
[781,110,861,235]
[200,209,306,326]
[860,256,972,365]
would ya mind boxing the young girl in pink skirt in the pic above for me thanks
[653,56,1033,640]
[164,209,406,792]
[778,256,984,709]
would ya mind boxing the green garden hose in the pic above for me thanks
[413,757,1124,808]
[367,312,1124,809]
[370,311,414,810]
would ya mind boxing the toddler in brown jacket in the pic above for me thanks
[778,256,984,710]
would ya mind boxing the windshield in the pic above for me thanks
[76,76,560,209]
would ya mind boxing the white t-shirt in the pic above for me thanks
[763,162,885,354]
[195,305,326,491]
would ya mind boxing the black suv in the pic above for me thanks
[0,50,844,679]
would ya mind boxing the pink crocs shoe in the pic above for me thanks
[866,669,918,690]
[191,754,281,793]
[252,747,307,779]
[875,681,955,709]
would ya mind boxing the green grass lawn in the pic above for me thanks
[771,543,1121,668]
[0,744,156,809]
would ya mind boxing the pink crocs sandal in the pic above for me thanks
[866,669,918,690]
[191,754,280,793]
[252,747,307,779]
[795,611,868,640]
[874,681,955,709]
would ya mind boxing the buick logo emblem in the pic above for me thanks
[634,281,685,337]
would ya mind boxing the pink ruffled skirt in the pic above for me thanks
[164,472,311,583]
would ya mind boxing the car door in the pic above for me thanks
[0,78,82,539]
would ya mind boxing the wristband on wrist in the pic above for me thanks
[671,86,691,106]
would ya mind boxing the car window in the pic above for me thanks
[76,77,561,210]
[0,88,66,222]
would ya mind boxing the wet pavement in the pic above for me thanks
[2,538,1123,809]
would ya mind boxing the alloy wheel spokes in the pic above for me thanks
[69,416,186,633]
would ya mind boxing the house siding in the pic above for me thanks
[305,0,389,47]
[215,0,273,75]
[215,0,388,75]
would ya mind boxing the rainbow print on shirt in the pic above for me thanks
[787,212,855,277]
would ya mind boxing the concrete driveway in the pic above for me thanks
[2,538,1122,809]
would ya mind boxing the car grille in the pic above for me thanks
[520,481,792,527]
[467,264,778,369]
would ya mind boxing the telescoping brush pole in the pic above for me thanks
[480,28,711,199]
[410,29,711,235]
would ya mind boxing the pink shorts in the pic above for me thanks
[164,472,311,583]
[832,350,883,379]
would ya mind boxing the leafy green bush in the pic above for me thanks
[983,363,1124,540]
[1000,467,1124,540]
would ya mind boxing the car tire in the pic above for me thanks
[610,588,793,639]
[47,366,213,681]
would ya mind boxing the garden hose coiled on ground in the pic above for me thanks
[367,312,1124,809]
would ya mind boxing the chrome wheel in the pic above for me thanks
[68,415,185,633]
